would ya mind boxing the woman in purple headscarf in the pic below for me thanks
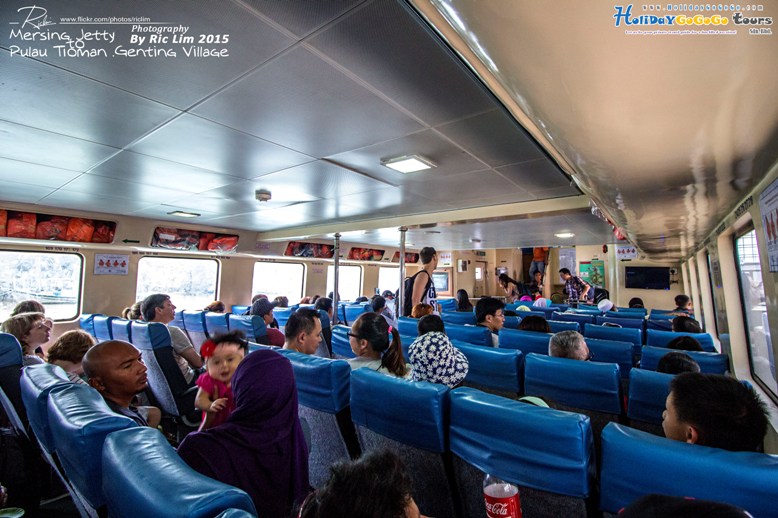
[178,349,309,518]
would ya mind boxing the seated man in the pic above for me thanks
[673,294,694,315]
[667,335,703,351]
[474,297,505,347]
[657,351,700,375]
[82,340,160,428]
[141,293,202,385]
[249,298,284,347]
[548,330,591,361]
[283,308,322,355]
[370,295,396,327]
[662,372,768,452]
[672,316,702,334]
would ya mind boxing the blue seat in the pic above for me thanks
[230,305,249,315]
[48,383,139,510]
[646,317,673,331]
[440,311,476,326]
[0,332,24,422]
[585,324,642,347]
[330,325,355,359]
[170,309,187,334]
[552,311,596,325]
[350,369,456,518]
[275,349,358,487]
[449,388,593,517]
[627,369,673,426]
[111,318,133,343]
[205,311,230,336]
[317,309,333,356]
[456,341,524,396]
[445,323,493,347]
[612,308,648,317]
[438,298,457,312]
[398,316,419,337]
[499,328,551,355]
[502,316,521,329]
[228,315,267,343]
[399,335,415,361]
[640,346,729,374]
[646,329,716,352]
[343,303,370,326]
[596,316,645,330]
[102,427,257,518]
[517,310,548,320]
[273,307,294,328]
[93,315,116,342]
[548,320,580,333]
[600,423,778,516]
[505,302,533,311]
[585,338,637,379]
[20,363,71,454]
[79,313,97,338]
[182,310,209,352]
[131,322,196,418]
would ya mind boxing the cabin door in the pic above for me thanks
[473,261,488,297]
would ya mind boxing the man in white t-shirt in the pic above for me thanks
[141,293,202,384]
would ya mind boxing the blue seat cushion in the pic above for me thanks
[456,341,524,394]
[498,328,551,355]
[445,324,492,348]
[0,333,23,368]
[640,346,729,374]
[331,325,355,358]
[646,329,716,352]
[276,349,350,413]
[20,363,71,453]
[627,369,674,424]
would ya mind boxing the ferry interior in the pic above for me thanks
[1,0,778,516]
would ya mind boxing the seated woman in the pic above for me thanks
[46,329,96,384]
[657,351,700,374]
[409,315,468,388]
[121,301,142,320]
[347,313,409,378]
[178,349,309,518]
[518,315,551,333]
[1,312,51,365]
[628,297,645,309]
[455,289,473,312]
[411,303,434,319]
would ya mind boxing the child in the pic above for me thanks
[195,331,249,431]
[46,329,96,385]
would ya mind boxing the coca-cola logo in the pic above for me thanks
[486,501,509,515]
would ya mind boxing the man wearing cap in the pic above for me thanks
[249,298,285,347]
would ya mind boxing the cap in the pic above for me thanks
[251,298,278,317]
[598,299,614,313]
[381,290,395,299]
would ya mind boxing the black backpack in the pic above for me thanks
[401,270,431,317]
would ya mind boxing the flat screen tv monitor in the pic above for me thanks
[625,266,671,290]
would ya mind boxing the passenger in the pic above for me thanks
[10,299,45,316]
[662,372,768,452]
[657,351,700,375]
[549,330,591,361]
[380,290,397,324]
[283,308,322,355]
[314,297,334,322]
[529,246,549,280]
[411,303,434,319]
[297,449,427,518]
[251,293,268,303]
[672,315,702,334]
[299,296,312,305]
[46,329,96,385]
[370,295,396,327]
[474,297,505,347]
[274,295,289,308]
[178,349,309,518]
[529,271,544,299]
[559,268,591,304]
[455,289,473,312]
[311,294,321,304]
[498,273,524,303]
[347,313,408,378]
[409,315,468,388]
[194,331,248,431]
[1,312,50,365]
[597,299,615,313]
[121,301,142,320]
[354,296,369,303]
[203,300,226,313]
[667,335,703,352]
[628,297,645,309]
[82,340,161,428]
[249,298,284,347]
[673,294,693,314]
[409,247,438,313]
[533,297,549,308]
[518,315,551,333]
[141,294,202,384]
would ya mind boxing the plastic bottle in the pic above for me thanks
[483,473,522,518]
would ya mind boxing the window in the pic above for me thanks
[327,265,362,301]
[378,267,400,296]
[0,251,82,321]
[136,257,218,311]
[735,229,777,399]
[252,262,305,300]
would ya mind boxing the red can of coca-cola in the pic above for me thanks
[484,478,522,518]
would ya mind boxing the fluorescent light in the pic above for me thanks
[381,155,436,173]
[555,232,575,238]
[167,210,200,218]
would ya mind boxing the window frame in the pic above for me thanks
[326,263,363,301]
[135,256,220,311]
[251,261,305,301]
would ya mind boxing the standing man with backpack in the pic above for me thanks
[402,247,438,316]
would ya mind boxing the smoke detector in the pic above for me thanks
[255,189,272,202]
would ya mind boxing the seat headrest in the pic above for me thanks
[397,317,419,337]
[640,346,729,374]
[102,427,257,517]
[627,369,673,424]
[445,323,492,348]
[276,349,350,413]
[498,328,552,355]
[228,315,267,342]
[130,322,171,350]
[79,313,97,336]
[350,368,448,452]
[0,333,23,368]
[330,326,355,358]
[455,341,523,393]
[20,363,71,452]
[647,329,716,352]
[450,387,593,498]
[182,310,207,332]
[600,423,778,515]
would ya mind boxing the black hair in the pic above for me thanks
[657,351,700,374]
[667,335,703,352]
[475,297,505,324]
[419,247,436,265]
[284,308,320,340]
[670,373,768,452]
[628,297,644,309]
[417,314,445,335]
[518,315,551,333]
[674,294,691,308]
[210,330,249,356]
[370,295,386,312]
[558,268,571,275]
[140,293,170,322]
[672,316,702,334]
[455,289,473,312]
[298,450,414,518]
[274,296,289,308]
[355,296,369,303]
[314,297,333,313]
[498,273,519,287]
[352,313,406,377]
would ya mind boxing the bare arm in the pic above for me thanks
[180,346,203,369]
[411,271,429,307]
[195,386,211,412]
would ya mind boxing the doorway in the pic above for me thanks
[473,261,488,297]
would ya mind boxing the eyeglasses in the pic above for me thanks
[347,332,361,340]
[585,350,594,361]
[35,320,52,330]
